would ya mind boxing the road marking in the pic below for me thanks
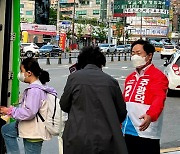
[161,147,180,153]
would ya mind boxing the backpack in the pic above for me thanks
[37,93,62,136]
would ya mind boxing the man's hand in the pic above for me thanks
[139,114,152,131]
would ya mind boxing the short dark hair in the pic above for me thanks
[131,39,155,55]
[21,57,50,84]
[77,46,106,69]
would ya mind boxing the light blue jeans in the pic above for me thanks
[1,122,43,154]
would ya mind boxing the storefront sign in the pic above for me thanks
[21,23,56,36]
[128,26,168,36]
[124,8,169,14]
[21,23,56,32]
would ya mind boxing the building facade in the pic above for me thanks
[20,0,35,23]
[113,0,171,41]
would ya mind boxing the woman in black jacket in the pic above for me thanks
[60,46,128,154]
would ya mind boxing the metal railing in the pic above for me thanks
[20,51,132,65]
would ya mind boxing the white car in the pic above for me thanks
[164,50,180,96]
[98,44,117,53]
[160,44,177,59]
[21,43,39,57]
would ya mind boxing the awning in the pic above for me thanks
[26,30,56,36]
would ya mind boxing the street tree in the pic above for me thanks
[92,23,107,43]
[76,23,85,42]
[116,21,123,45]
[49,7,57,25]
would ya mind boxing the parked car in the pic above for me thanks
[160,44,177,59]
[164,50,180,96]
[125,44,131,51]
[39,45,62,57]
[98,44,117,53]
[21,43,39,57]
[116,44,130,53]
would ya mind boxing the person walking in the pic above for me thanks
[122,39,169,154]
[60,46,128,154]
[0,57,57,154]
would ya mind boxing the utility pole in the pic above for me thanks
[140,11,142,39]
[72,0,75,48]
[123,17,126,44]
[140,2,142,39]
[57,0,60,46]
[107,0,112,44]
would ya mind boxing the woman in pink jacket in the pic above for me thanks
[0,58,57,154]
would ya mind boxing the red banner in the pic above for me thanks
[113,13,136,17]
[59,33,66,51]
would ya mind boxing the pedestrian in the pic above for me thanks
[0,57,57,154]
[60,46,128,154]
[122,39,169,154]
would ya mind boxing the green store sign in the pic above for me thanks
[114,0,169,14]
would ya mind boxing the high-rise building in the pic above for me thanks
[51,0,113,20]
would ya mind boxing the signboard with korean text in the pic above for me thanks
[59,33,66,51]
[128,26,168,36]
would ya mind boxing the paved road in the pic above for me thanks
[18,52,180,153]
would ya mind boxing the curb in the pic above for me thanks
[161,147,180,153]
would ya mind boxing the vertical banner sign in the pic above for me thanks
[59,33,66,51]
[35,0,50,24]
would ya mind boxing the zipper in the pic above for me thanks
[123,75,139,135]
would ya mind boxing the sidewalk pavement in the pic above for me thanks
[162,152,180,154]
[18,137,180,154]
[161,147,180,154]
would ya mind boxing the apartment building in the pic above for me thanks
[171,0,180,32]
[20,0,35,23]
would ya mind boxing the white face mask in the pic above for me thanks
[131,55,147,68]
[18,72,25,82]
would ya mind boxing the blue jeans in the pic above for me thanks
[1,122,43,154]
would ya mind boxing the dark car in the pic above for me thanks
[39,45,62,57]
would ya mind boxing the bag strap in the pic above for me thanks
[52,96,57,125]
[37,112,45,122]
[37,95,57,124]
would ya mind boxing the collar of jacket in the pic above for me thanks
[84,64,102,70]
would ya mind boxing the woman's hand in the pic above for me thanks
[0,106,9,115]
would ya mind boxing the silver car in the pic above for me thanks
[99,44,117,53]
